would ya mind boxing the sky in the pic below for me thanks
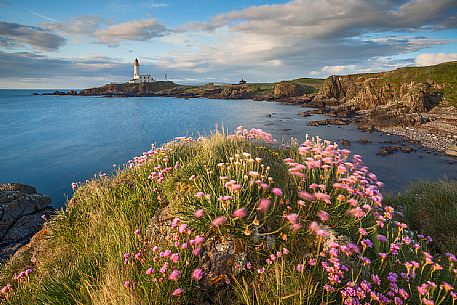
[1,0,457,89]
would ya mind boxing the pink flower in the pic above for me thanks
[272,187,283,196]
[181,243,188,249]
[194,209,204,218]
[257,198,271,212]
[178,224,187,233]
[169,269,181,281]
[146,268,154,275]
[258,267,265,274]
[232,208,248,219]
[134,229,141,235]
[152,246,159,252]
[194,236,205,244]
[192,268,204,281]
[193,247,201,256]
[318,210,330,222]
[170,253,180,263]
[211,216,227,227]
[286,213,299,224]
[246,261,252,269]
[123,280,130,289]
[297,264,304,272]
[298,191,315,201]
[314,192,331,204]
[196,192,205,198]
[172,288,183,297]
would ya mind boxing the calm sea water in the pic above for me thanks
[1,89,456,207]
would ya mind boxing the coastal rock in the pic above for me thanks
[307,118,350,126]
[0,183,53,262]
[377,146,416,156]
[273,81,306,98]
[340,139,351,146]
[445,145,457,157]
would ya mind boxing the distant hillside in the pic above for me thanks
[316,61,457,109]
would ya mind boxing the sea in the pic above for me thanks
[1,89,456,208]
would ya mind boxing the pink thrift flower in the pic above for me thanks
[181,243,188,249]
[246,261,252,269]
[134,229,141,235]
[318,210,330,222]
[170,253,180,263]
[178,224,187,233]
[193,247,201,256]
[194,236,205,244]
[314,192,331,204]
[169,269,181,281]
[192,268,204,281]
[146,268,154,275]
[196,192,205,198]
[272,187,283,196]
[232,208,248,219]
[123,280,130,289]
[257,198,271,212]
[211,216,227,227]
[172,288,184,297]
[194,209,204,218]
[297,264,304,272]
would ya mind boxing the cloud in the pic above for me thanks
[94,19,169,46]
[0,21,65,51]
[166,0,457,80]
[415,53,457,66]
[41,16,101,36]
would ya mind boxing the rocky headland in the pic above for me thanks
[0,184,53,263]
[307,61,457,154]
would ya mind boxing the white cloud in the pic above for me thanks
[94,19,169,46]
[415,53,457,66]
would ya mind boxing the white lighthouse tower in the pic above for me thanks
[133,58,140,80]
[129,58,155,83]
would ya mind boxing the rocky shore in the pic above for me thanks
[0,184,53,263]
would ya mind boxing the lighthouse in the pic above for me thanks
[128,58,155,83]
[133,58,140,80]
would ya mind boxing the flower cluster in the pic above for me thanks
[0,269,32,303]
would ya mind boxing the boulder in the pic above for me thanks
[445,145,457,157]
[0,183,53,262]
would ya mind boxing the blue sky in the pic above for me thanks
[1,0,457,88]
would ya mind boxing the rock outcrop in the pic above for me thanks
[0,184,53,262]
[273,81,306,98]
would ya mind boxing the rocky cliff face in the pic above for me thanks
[273,81,306,98]
[316,74,443,113]
[0,184,53,262]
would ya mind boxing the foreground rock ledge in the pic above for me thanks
[0,183,53,263]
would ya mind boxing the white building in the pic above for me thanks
[128,58,155,83]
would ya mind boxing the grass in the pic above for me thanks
[385,179,457,254]
[1,128,457,304]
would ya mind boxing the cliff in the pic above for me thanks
[314,61,457,111]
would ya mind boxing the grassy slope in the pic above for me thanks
[1,132,457,304]
[385,180,457,254]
